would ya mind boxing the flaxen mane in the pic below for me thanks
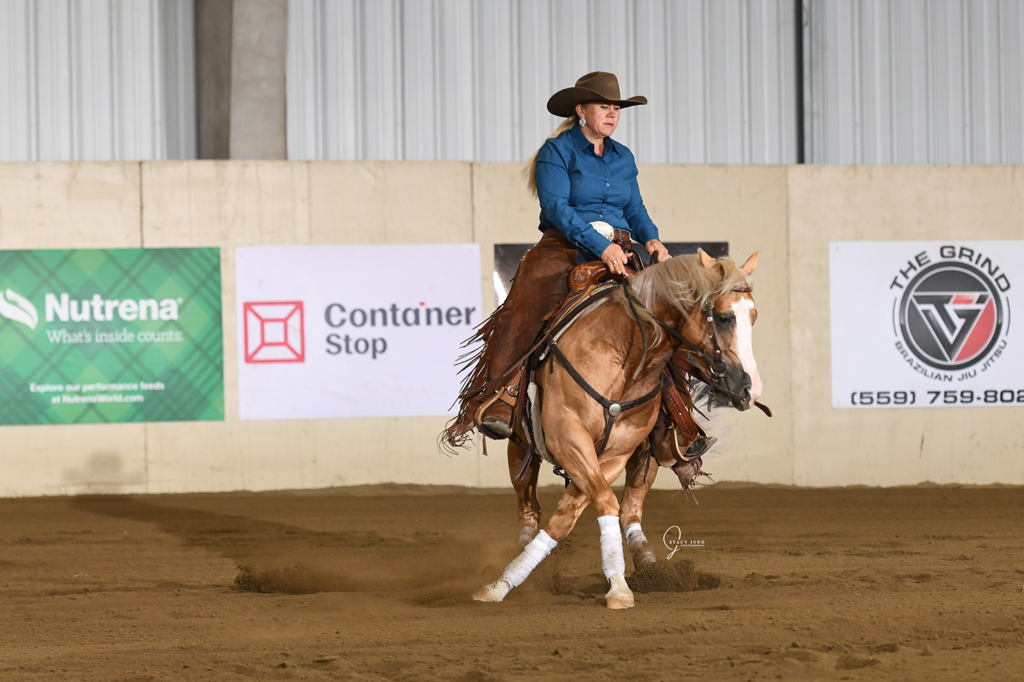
[613,254,752,343]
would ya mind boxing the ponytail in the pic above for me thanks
[524,116,578,197]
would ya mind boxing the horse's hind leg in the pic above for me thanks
[620,446,659,569]
[507,434,541,545]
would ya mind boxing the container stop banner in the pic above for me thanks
[0,248,224,424]
[236,244,482,421]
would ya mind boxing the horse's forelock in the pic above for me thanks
[615,255,753,346]
[714,258,753,298]
[632,253,749,316]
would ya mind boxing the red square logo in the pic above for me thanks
[244,301,305,363]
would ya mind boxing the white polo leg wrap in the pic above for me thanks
[598,515,626,581]
[624,522,648,553]
[500,530,557,589]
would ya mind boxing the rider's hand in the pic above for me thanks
[645,239,670,263]
[601,243,629,276]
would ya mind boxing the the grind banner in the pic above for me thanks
[830,241,1023,409]
[0,248,224,424]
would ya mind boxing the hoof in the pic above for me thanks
[605,572,635,610]
[473,580,511,603]
[517,526,538,546]
[633,550,656,568]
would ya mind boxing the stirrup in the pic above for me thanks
[474,390,508,439]
[475,366,524,438]
[474,377,519,440]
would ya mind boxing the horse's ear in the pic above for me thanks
[740,251,760,275]
[698,248,717,271]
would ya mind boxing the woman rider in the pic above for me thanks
[446,72,673,444]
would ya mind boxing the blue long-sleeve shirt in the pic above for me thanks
[535,124,659,260]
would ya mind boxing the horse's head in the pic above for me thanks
[686,249,761,410]
[632,249,762,411]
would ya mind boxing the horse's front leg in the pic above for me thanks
[547,447,635,610]
[620,444,658,569]
[506,431,541,545]
[474,430,635,609]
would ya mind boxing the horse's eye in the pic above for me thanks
[715,313,734,326]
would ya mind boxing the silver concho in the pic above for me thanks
[608,403,622,417]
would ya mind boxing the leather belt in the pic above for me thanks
[589,221,633,247]
[541,226,633,250]
[610,228,632,246]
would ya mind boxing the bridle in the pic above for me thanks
[512,271,767,486]
[542,280,756,461]
[622,282,760,411]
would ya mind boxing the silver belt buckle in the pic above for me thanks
[589,220,615,241]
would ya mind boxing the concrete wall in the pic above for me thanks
[0,161,1022,496]
[789,165,1024,485]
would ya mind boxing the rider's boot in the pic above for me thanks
[650,390,712,468]
[658,363,717,460]
[685,433,717,458]
[475,368,523,439]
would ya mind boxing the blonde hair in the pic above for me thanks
[524,116,578,197]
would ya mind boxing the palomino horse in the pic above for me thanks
[474,249,761,609]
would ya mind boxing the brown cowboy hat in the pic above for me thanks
[546,71,648,118]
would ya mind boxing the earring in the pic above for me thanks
[579,118,586,127]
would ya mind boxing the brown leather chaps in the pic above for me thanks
[489,230,578,380]
[449,229,578,437]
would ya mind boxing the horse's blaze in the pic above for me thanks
[731,297,762,404]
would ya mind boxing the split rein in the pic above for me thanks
[544,277,750,458]
[510,274,765,483]
[623,281,772,417]
[625,282,755,409]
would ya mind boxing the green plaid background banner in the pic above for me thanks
[0,248,224,425]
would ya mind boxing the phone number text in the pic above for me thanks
[850,390,1024,406]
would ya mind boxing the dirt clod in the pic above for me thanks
[627,559,719,593]
[234,564,356,594]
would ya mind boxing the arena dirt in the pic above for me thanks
[1,483,1022,680]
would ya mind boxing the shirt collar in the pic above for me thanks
[569,124,618,155]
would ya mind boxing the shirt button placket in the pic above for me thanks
[601,160,609,217]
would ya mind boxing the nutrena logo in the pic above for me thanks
[0,290,180,327]
[0,289,39,329]
[45,294,179,322]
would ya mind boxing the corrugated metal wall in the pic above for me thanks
[286,0,800,164]
[3,0,1022,165]
[0,0,196,162]
[806,0,1024,164]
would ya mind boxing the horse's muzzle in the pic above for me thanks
[711,366,752,411]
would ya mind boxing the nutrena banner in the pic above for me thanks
[830,241,1022,409]
[0,248,224,424]
[235,244,482,420]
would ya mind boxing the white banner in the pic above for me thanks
[830,241,1023,408]
[236,244,482,420]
